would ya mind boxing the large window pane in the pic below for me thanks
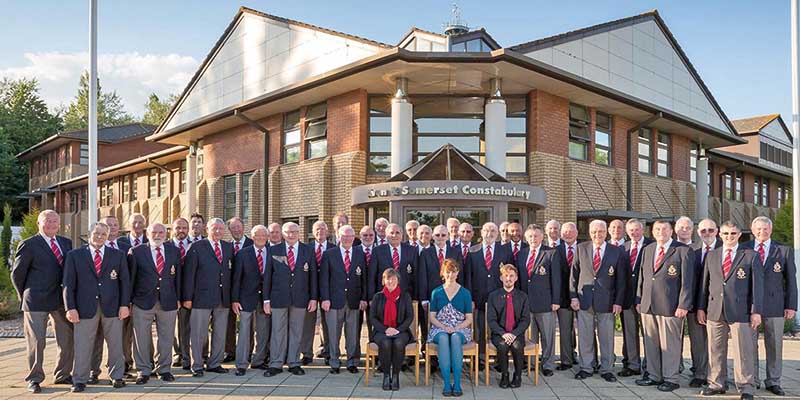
[223,175,237,221]
[417,136,480,153]
[370,116,391,132]
[370,136,390,152]
[569,141,587,160]
[506,156,526,173]
[242,172,252,222]
[284,145,300,164]
[638,129,651,173]
[507,137,526,153]
[369,155,391,173]
[415,117,482,133]
[308,139,327,159]
[284,128,301,145]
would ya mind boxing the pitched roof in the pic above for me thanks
[387,144,508,182]
[396,27,446,46]
[16,123,155,159]
[731,114,780,135]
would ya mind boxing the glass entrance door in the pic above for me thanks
[450,208,491,228]
[405,208,444,226]
[403,206,492,227]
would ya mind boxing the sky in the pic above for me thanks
[0,0,793,122]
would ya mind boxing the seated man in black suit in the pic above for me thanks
[487,264,530,388]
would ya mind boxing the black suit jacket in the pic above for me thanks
[263,242,317,309]
[232,245,268,312]
[516,245,561,313]
[107,237,132,255]
[570,242,628,313]
[622,237,654,309]
[698,246,764,323]
[419,245,464,300]
[182,239,233,308]
[128,244,181,311]
[465,242,513,307]
[636,241,694,316]
[743,240,797,318]
[231,236,254,255]
[368,243,419,300]
[507,240,529,265]
[12,234,73,312]
[320,246,368,309]
[63,246,131,319]
[552,242,576,309]
[369,291,414,341]
[487,288,530,338]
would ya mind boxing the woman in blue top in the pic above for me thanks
[428,258,473,397]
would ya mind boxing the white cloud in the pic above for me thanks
[0,51,199,118]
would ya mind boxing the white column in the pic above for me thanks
[390,78,413,176]
[186,142,198,216]
[484,78,507,177]
[87,0,98,225]
[695,150,709,219]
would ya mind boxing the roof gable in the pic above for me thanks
[731,114,779,135]
[510,11,736,137]
[760,117,793,146]
[160,7,389,132]
[388,144,508,182]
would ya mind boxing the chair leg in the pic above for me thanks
[415,355,420,386]
[365,353,369,386]
[425,353,430,386]
[484,350,489,386]
[534,344,540,386]
[527,354,531,378]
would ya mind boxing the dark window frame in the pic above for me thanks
[568,103,591,161]
[282,110,302,164]
[594,111,612,166]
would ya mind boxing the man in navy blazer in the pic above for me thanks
[128,223,181,383]
[745,216,797,396]
[231,225,271,376]
[570,219,627,382]
[182,218,234,376]
[11,210,74,393]
[697,221,763,400]
[619,218,653,377]
[507,222,528,264]
[465,222,512,369]
[516,225,561,375]
[555,221,579,370]
[367,223,419,302]
[167,217,194,369]
[635,220,693,391]
[224,216,254,362]
[263,222,318,377]
[63,221,131,392]
[116,212,147,372]
[321,225,368,374]
[303,220,335,365]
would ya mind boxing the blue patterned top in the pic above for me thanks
[427,285,473,343]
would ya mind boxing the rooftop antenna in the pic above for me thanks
[443,3,468,36]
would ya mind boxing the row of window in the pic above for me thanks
[222,172,253,222]
[31,144,88,177]
[760,141,791,169]
[720,172,775,207]
[282,103,328,163]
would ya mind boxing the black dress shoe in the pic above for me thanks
[510,374,521,388]
[391,373,399,391]
[382,374,391,391]
[767,386,786,396]
[27,382,41,393]
[54,376,73,385]
[330,367,340,374]
[601,372,617,382]
[160,373,175,382]
[324,358,330,366]
[87,374,99,385]
[700,387,726,396]
[741,394,754,400]
[112,379,126,388]
[135,375,149,385]
[575,370,592,380]
[542,369,554,377]
[556,363,572,371]
[192,370,204,377]
[689,378,706,388]
[301,357,313,366]
[222,354,235,363]
[251,363,268,370]
[264,367,282,377]
[452,389,463,397]
[206,366,228,373]
[636,377,663,386]
[499,373,510,388]
[618,368,640,377]
[288,366,305,375]
[235,368,246,376]
[658,382,680,392]
[347,366,359,374]
[71,383,86,393]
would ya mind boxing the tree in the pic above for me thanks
[141,93,177,126]
[0,203,10,269]
[61,71,134,131]
[773,194,793,244]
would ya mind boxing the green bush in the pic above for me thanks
[0,203,11,269]
[0,208,38,320]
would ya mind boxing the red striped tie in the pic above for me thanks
[257,249,264,275]
[654,246,665,272]
[722,249,732,277]
[214,242,222,264]
[629,240,638,267]
[134,237,140,247]
[344,249,351,273]
[462,243,468,260]
[365,246,371,265]
[234,241,240,254]
[484,246,492,270]
[758,243,766,263]
[178,240,186,262]
[109,241,116,249]
[513,242,519,262]
[392,247,400,270]
[438,248,444,265]
[567,246,574,266]
[50,238,63,266]
[155,246,164,276]
[93,249,102,276]
[287,246,296,271]
[593,247,601,273]
[527,248,536,277]
[316,244,322,266]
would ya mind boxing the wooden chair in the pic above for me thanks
[484,303,540,386]
[364,300,420,387]
[423,303,480,386]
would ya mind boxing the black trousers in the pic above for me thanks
[374,332,410,375]
[492,334,524,376]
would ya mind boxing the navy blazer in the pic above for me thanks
[182,239,233,309]
[117,234,148,249]
[368,243,419,301]
[12,234,73,312]
[128,244,181,311]
[743,240,798,318]
[516,245,561,313]
[465,242,513,307]
[107,237,131,256]
[507,240,529,265]
[419,245,464,301]
[690,240,721,312]
[320,246,367,310]
[232,245,268,312]
[636,241,694,316]
[231,236,254,253]
[63,246,131,319]
[263,242,317,309]
[698,246,764,323]
[552,242,576,309]
[622,237,654,309]
[570,242,628,313]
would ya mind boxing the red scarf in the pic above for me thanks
[382,285,401,328]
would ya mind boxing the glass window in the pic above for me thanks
[412,96,485,161]
[735,174,742,201]
[778,185,784,208]
[283,110,301,163]
[762,180,768,206]
[149,168,158,199]
[242,172,252,222]
[131,175,138,201]
[305,103,327,159]
[196,149,204,183]
[368,97,392,174]
[657,133,670,177]
[159,169,167,197]
[180,161,186,193]
[122,177,130,202]
[466,39,481,52]
[100,183,107,207]
[305,215,319,241]
[450,41,466,52]
[690,142,698,185]
[69,192,77,212]
[107,180,114,206]
[64,145,70,165]
[595,112,612,166]
[223,175,237,221]
[80,144,89,165]
[569,104,591,161]
[506,98,527,173]
[724,174,732,200]
[638,128,651,173]
[80,187,87,210]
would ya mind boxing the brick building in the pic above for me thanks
[19,7,792,243]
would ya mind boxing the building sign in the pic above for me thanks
[352,180,547,207]
[367,184,531,200]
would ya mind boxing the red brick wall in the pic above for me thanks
[671,135,690,182]
[204,123,266,178]
[327,89,368,155]
[612,116,635,170]
[98,138,172,168]
[528,90,569,157]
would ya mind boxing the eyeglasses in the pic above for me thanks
[433,234,447,237]
[719,232,739,236]
[699,228,716,234]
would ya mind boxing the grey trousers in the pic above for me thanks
[23,309,73,384]
[301,309,329,359]
[707,320,756,395]
[687,312,708,379]
[132,303,177,375]
[754,317,784,388]
[73,306,124,384]
[269,306,306,369]
[190,306,228,371]
[173,307,192,367]
[122,317,134,367]
[236,308,271,369]
[621,308,642,371]
[641,313,684,383]
[325,307,361,368]
[556,308,576,365]
[530,311,557,370]
[576,309,615,374]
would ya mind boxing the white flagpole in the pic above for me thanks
[790,0,800,330]
[88,0,98,226]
